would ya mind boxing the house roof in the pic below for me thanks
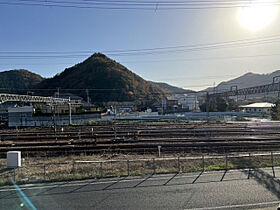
[55,93,83,100]
[240,102,274,108]
[166,96,178,101]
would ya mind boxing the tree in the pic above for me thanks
[271,100,280,120]
[216,98,228,112]
[199,97,234,112]
[228,99,239,112]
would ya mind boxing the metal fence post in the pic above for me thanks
[177,157,180,173]
[100,162,103,178]
[72,162,75,175]
[43,165,46,181]
[78,130,81,141]
[248,153,251,179]
[202,154,205,171]
[158,146,161,157]
[271,152,275,178]
[225,153,228,170]
[127,160,130,176]
[13,168,16,183]
[152,158,156,175]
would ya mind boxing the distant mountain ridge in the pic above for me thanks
[149,82,195,94]
[0,69,44,94]
[204,70,280,93]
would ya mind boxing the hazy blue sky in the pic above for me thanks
[1,1,280,90]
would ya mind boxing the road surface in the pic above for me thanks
[1,167,280,210]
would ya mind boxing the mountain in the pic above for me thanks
[150,81,195,94]
[205,70,280,93]
[36,53,168,103]
[0,69,44,94]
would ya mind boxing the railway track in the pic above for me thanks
[1,122,280,156]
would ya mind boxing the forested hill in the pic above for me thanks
[0,69,44,94]
[35,53,168,103]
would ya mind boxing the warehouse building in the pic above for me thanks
[240,102,274,114]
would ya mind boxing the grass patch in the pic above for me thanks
[0,153,279,186]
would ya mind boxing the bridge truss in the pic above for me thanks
[0,94,69,104]
[209,82,280,98]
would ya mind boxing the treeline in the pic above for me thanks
[199,97,239,112]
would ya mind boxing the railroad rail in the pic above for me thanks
[1,123,280,156]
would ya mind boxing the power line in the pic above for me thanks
[123,52,280,63]
[1,51,280,66]
[0,88,120,91]
[0,62,74,65]
[18,0,280,7]
[1,34,280,54]
[3,0,280,10]
[1,35,280,60]
[1,50,280,62]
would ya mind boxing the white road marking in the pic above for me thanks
[185,200,280,210]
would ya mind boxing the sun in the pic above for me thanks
[237,0,278,31]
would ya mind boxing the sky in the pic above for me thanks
[1,1,280,91]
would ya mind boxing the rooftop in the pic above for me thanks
[240,102,274,108]
[166,96,178,101]
[54,93,83,100]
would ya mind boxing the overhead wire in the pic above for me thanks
[2,34,280,59]
[1,1,279,93]
[2,0,280,10]
[3,33,280,55]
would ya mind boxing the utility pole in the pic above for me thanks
[57,87,60,98]
[86,89,90,104]
[51,105,57,135]
[194,94,197,112]
[68,97,72,125]
[161,97,164,115]
[272,76,280,99]
[114,105,117,140]
[230,85,238,102]
[206,92,209,124]
[198,91,210,122]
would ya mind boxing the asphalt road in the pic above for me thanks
[1,168,280,210]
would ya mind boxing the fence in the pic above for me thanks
[1,151,280,185]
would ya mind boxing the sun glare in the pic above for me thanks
[237,0,278,31]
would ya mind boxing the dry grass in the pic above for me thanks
[1,153,280,186]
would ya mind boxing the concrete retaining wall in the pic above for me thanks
[8,113,101,127]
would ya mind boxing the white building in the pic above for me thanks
[240,102,274,114]
[8,106,34,115]
[174,94,198,111]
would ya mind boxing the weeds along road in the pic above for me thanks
[1,168,280,210]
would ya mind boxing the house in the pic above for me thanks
[34,93,84,114]
[161,97,179,111]
[176,94,198,111]
[8,105,101,127]
[240,102,274,114]
[81,102,100,113]
[54,93,83,105]
[8,106,34,127]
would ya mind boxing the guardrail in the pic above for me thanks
[1,152,280,185]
